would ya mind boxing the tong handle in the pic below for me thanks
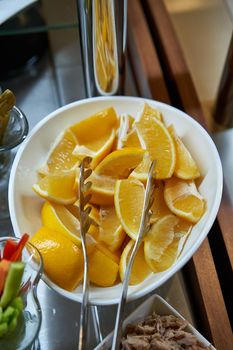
[78,157,92,350]
[111,160,156,350]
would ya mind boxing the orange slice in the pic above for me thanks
[95,242,120,264]
[38,129,79,175]
[144,215,179,273]
[99,206,126,252]
[94,148,145,178]
[41,201,81,246]
[164,177,205,223]
[119,240,151,285]
[138,102,163,123]
[115,114,132,150]
[90,148,144,205]
[122,103,162,149]
[88,246,119,287]
[30,226,84,291]
[129,152,151,182]
[136,115,176,179]
[89,173,116,206]
[32,170,78,205]
[150,181,171,223]
[122,113,142,149]
[70,107,118,168]
[72,129,116,169]
[123,128,142,148]
[168,125,200,179]
[114,179,145,240]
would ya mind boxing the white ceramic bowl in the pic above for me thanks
[94,294,216,349]
[9,96,223,305]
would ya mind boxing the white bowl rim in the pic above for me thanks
[8,96,223,305]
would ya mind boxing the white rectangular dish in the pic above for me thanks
[95,294,216,349]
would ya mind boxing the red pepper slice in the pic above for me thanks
[3,240,18,260]
[3,233,29,262]
[10,233,29,262]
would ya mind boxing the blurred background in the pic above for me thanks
[0,0,232,131]
[165,0,233,130]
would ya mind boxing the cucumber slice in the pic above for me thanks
[10,296,24,311]
[0,322,8,337]
[8,315,18,332]
[2,306,15,322]
[0,262,25,309]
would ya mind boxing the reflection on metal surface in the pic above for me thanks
[77,0,127,97]
[93,0,118,95]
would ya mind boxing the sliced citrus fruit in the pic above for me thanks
[164,177,205,223]
[90,148,144,205]
[168,125,200,180]
[41,201,81,246]
[115,114,131,150]
[30,226,84,291]
[122,128,142,148]
[175,219,193,237]
[95,242,120,264]
[70,107,118,168]
[118,114,142,149]
[114,179,145,240]
[139,102,163,121]
[150,182,194,231]
[94,148,145,178]
[72,129,116,169]
[122,103,164,149]
[99,206,126,252]
[32,170,78,205]
[89,173,115,205]
[144,214,179,273]
[119,240,151,285]
[38,129,79,175]
[150,181,171,223]
[129,152,151,182]
[88,246,119,287]
[136,115,176,179]
[152,237,180,272]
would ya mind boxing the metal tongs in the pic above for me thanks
[78,157,99,350]
[111,160,156,350]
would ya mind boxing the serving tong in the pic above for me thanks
[77,157,156,349]
[111,160,156,350]
[77,156,100,350]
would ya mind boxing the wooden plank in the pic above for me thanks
[141,1,233,348]
[213,34,233,128]
[127,0,169,102]
[143,0,206,128]
[217,185,233,271]
[185,239,233,347]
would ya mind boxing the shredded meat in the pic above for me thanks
[120,313,211,350]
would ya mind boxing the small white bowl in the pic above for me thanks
[8,96,223,305]
[94,294,216,349]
